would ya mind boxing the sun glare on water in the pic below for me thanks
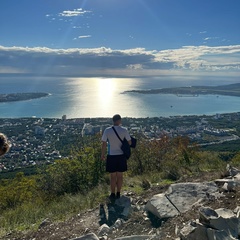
[97,78,116,106]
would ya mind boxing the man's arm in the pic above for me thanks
[101,141,107,160]
[125,129,132,146]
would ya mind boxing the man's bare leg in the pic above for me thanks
[110,172,117,195]
[116,172,123,197]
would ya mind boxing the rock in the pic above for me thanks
[234,206,240,237]
[146,182,219,220]
[233,206,240,217]
[185,207,240,239]
[199,207,239,238]
[180,221,208,240]
[233,173,240,181]
[199,207,238,238]
[165,182,219,213]
[199,207,218,224]
[226,164,240,177]
[115,196,131,219]
[114,219,123,228]
[114,235,155,240]
[180,219,237,240]
[38,218,50,229]
[70,233,99,240]
[222,181,236,192]
[215,177,240,192]
[98,224,111,236]
[206,228,234,240]
[145,193,179,219]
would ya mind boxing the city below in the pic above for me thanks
[0,112,240,174]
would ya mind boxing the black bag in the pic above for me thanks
[112,127,131,159]
[130,136,137,148]
[120,138,131,159]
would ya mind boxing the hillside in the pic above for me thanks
[2,170,240,240]
[1,129,240,240]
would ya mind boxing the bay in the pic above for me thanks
[0,76,240,118]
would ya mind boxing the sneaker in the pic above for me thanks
[116,192,120,199]
[109,193,116,200]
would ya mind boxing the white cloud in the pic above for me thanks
[58,8,91,17]
[0,45,239,77]
[78,35,91,39]
[127,64,143,70]
[204,37,219,41]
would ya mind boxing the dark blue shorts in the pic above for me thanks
[106,154,127,173]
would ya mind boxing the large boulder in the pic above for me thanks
[145,192,180,219]
[146,182,219,219]
[165,182,218,213]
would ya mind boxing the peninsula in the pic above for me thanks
[0,92,49,103]
[124,83,240,97]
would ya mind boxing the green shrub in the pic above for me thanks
[129,135,225,180]
[231,152,240,167]
[37,145,105,197]
[0,172,41,210]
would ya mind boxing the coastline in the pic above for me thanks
[1,81,240,119]
[0,92,50,103]
[123,83,240,97]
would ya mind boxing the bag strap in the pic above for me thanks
[112,126,123,143]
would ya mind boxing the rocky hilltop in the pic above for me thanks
[5,165,240,240]
[0,92,49,102]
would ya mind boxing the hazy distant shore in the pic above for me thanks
[0,92,49,103]
[124,83,240,97]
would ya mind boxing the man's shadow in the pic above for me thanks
[99,198,126,226]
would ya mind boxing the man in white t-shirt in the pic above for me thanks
[101,114,131,200]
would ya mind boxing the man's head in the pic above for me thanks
[0,133,10,156]
[112,114,122,125]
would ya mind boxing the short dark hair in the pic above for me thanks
[0,133,10,156]
[112,114,121,123]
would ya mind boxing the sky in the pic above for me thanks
[0,0,240,80]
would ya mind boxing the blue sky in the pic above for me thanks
[0,0,240,80]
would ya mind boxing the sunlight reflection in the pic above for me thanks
[97,78,116,106]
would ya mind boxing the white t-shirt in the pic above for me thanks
[102,126,131,155]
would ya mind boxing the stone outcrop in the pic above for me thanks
[178,164,240,240]
[180,207,240,240]
[145,182,219,219]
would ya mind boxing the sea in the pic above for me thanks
[1,76,240,118]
